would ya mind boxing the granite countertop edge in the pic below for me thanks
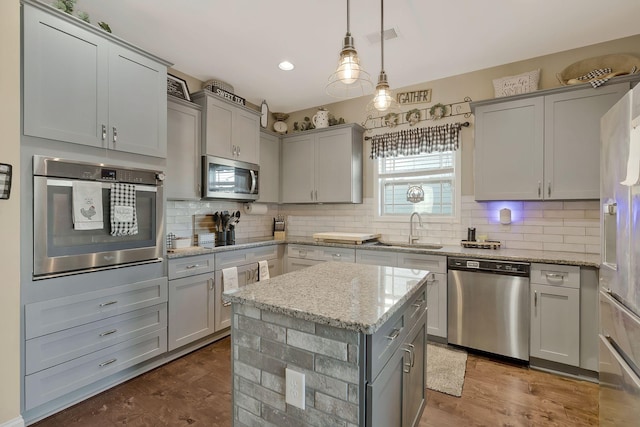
[166,236,599,267]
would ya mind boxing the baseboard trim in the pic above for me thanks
[0,416,25,427]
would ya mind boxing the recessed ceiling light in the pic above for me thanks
[278,61,295,71]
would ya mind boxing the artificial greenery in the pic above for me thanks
[53,0,112,33]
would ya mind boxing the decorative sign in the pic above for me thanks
[211,86,246,106]
[397,88,432,105]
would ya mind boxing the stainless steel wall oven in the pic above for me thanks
[32,156,164,279]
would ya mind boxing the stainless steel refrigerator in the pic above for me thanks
[599,83,640,425]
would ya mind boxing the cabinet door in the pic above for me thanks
[474,97,544,200]
[203,96,234,158]
[544,83,628,199]
[23,4,108,148]
[356,249,398,266]
[108,44,167,157]
[426,272,447,339]
[281,134,315,203]
[258,131,280,203]
[530,283,580,366]
[166,98,202,200]
[168,274,215,351]
[234,108,260,164]
[367,342,404,427]
[404,319,426,427]
[316,128,356,203]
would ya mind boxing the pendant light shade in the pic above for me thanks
[326,0,372,98]
[366,0,401,115]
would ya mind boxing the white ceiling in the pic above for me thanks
[71,0,640,113]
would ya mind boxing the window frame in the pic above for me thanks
[373,148,462,224]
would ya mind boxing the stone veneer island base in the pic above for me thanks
[223,261,430,427]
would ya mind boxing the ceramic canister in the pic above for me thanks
[312,109,329,128]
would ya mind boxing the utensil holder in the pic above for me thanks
[216,231,227,246]
[226,230,235,245]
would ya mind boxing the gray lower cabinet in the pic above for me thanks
[215,244,283,330]
[530,263,580,366]
[281,124,364,203]
[367,292,427,427]
[22,0,169,157]
[167,254,215,351]
[356,249,447,339]
[23,276,168,410]
[166,97,202,200]
[472,82,630,200]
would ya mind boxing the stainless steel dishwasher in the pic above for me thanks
[447,257,530,361]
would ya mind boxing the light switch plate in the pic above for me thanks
[285,368,305,409]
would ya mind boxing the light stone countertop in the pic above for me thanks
[166,236,599,267]
[223,261,430,334]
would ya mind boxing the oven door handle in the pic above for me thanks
[249,170,257,194]
[45,179,157,192]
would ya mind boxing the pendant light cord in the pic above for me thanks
[380,0,384,73]
[346,0,351,35]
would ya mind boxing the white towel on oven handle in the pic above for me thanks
[110,183,138,236]
[222,267,239,292]
[258,260,270,281]
[72,181,104,230]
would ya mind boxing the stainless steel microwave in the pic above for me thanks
[201,155,259,201]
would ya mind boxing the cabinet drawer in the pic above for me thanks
[368,285,427,382]
[356,249,397,266]
[25,277,168,339]
[531,263,580,289]
[398,253,446,273]
[168,254,214,280]
[315,246,356,263]
[25,329,167,410]
[215,245,279,269]
[26,303,167,375]
[287,244,318,260]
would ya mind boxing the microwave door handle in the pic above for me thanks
[250,170,257,194]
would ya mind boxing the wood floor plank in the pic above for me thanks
[33,338,598,427]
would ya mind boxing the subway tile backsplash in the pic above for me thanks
[165,196,601,254]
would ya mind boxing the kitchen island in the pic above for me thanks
[223,261,430,427]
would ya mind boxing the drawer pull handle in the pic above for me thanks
[534,290,537,307]
[333,253,342,258]
[185,264,200,269]
[99,358,117,368]
[403,348,412,373]
[223,301,232,307]
[427,273,437,284]
[99,329,117,337]
[99,300,118,307]
[406,343,415,367]
[386,328,401,341]
[546,273,563,280]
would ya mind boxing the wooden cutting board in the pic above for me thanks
[312,232,381,245]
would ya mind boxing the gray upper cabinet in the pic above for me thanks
[281,124,364,204]
[22,0,169,157]
[191,90,260,165]
[258,130,280,203]
[166,97,202,200]
[472,82,630,201]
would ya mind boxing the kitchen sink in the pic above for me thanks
[373,241,443,250]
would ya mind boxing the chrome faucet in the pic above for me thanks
[409,212,423,244]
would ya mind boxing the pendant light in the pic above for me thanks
[366,0,401,114]
[326,0,372,98]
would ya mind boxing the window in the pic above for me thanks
[376,150,459,219]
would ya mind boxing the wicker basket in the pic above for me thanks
[557,54,640,85]
[203,79,234,93]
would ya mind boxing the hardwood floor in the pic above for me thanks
[33,338,598,426]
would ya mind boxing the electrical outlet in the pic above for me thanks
[285,368,305,409]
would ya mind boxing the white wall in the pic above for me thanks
[0,0,23,424]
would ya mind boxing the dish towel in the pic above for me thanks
[222,267,239,292]
[258,260,270,281]
[72,181,104,230]
[110,183,138,236]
